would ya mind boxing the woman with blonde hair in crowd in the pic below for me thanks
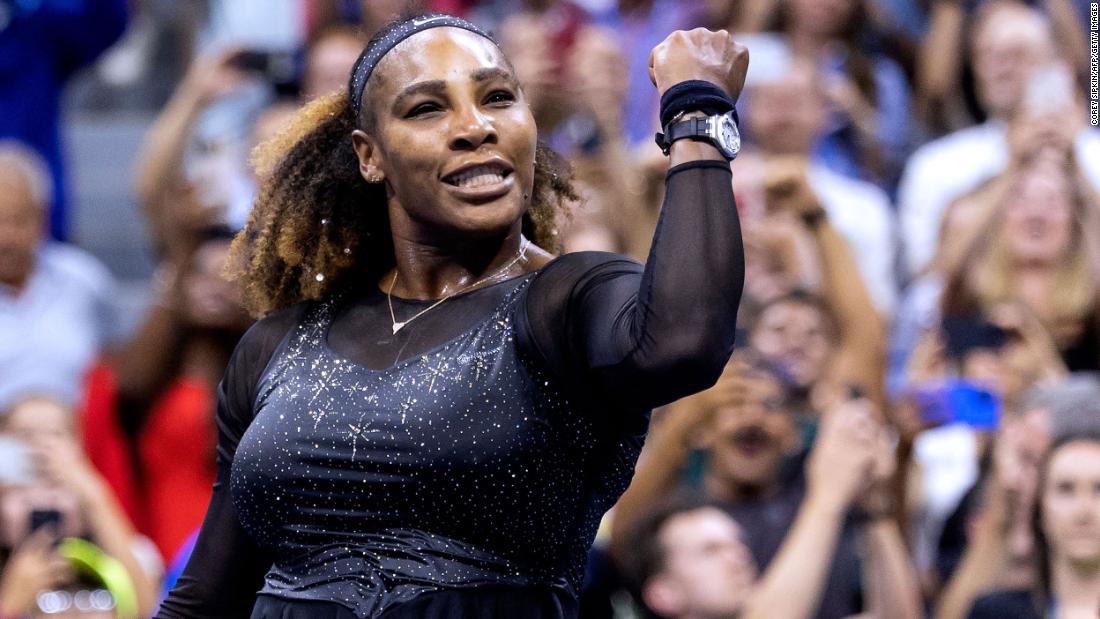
[940,151,1100,373]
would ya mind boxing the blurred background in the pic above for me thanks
[1,0,1099,617]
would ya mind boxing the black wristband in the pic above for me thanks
[659,80,737,128]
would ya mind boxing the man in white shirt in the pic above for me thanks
[898,0,1100,276]
[0,142,117,409]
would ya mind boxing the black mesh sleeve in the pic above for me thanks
[520,160,744,409]
[154,306,303,618]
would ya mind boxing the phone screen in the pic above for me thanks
[911,380,1001,430]
[29,509,63,536]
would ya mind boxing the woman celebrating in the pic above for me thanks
[157,13,747,619]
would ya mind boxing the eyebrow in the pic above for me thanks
[392,67,519,112]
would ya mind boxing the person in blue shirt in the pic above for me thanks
[0,0,128,240]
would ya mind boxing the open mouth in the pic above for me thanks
[731,426,773,456]
[442,162,514,188]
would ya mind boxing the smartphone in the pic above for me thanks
[1024,63,1075,114]
[230,50,297,85]
[941,315,1008,360]
[28,509,63,536]
[911,380,1001,430]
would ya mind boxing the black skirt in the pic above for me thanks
[250,587,575,619]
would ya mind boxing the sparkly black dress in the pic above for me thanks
[156,161,743,618]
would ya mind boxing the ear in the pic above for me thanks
[351,129,386,184]
[643,575,685,617]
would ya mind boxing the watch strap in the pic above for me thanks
[666,115,711,146]
[655,111,738,157]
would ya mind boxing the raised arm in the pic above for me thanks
[106,264,188,417]
[740,399,878,619]
[132,50,247,257]
[523,29,748,410]
[761,159,887,407]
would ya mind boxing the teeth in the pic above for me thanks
[455,172,504,187]
[447,165,508,187]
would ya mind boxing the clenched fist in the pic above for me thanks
[647,28,749,100]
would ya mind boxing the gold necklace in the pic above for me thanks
[386,238,530,335]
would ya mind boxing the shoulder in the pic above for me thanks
[217,303,311,436]
[524,251,641,303]
[533,251,642,282]
[899,123,1005,209]
[229,303,311,380]
[905,124,1003,173]
[38,242,115,297]
[810,166,891,211]
[525,251,642,306]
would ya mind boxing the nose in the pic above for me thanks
[449,103,497,151]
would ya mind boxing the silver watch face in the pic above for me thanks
[717,112,741,159]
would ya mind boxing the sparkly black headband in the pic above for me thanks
[348,14,494,121]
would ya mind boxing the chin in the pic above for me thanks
[447,205,526,237]
[1064,543,1100,564]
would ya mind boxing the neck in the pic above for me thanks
[703,470,780,503]
[789,30,830,57]
[182,334,235,387]
[1013,262,1058,316]
[1051,556,1100,611]
[385,223,527,300]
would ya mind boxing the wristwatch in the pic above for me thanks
[654,110,741,160]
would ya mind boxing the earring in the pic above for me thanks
[367,174,383,184]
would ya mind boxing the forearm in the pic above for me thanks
[109,296,187,405]
[860,519,924,619]
[741,494,847,619]
[133,85,206,212]
[934,503,1009,619]
[612,146,742,406]
[1045,0,1088,74]
[917,2,965,106]
[813,221,887,406]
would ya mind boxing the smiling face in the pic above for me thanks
[1041,440,1100,569]
[351,28,537,246]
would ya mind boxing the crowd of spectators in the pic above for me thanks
[2,0,1099,617]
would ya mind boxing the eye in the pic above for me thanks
[485,90,515,106]
[405,102,441,118]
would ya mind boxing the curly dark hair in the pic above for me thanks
[227,16,577,317]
